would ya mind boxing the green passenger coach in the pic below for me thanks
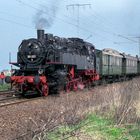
[122,54,138,75]
[96,48,123,76]
[95,48,139,83]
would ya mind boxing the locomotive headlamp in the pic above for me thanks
[27,55,37,59]
[11,69,16,74]
[38,69,44,75]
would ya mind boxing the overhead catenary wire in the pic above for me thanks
[0,17,32,29]
[13,0,139,50]
[26,0,126,44]
[0,0,113,45]
[15,0,113,42]
[34,1,109,40]
[31,1,118,43]
[0,10,29,20]
[37,0,122,39]
[62,0,139,43]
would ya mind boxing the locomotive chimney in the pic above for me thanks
[37,29,45,40]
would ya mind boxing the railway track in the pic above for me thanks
[0,90,14,95]
[0,94,47,108]
[0,89,20,99]
[0,89,21,107]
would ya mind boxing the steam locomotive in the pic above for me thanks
[5,30,99,96]
[5,29,140,96]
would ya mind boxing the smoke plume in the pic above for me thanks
[33,0,59,29]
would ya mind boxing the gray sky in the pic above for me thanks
[0,0,140,70]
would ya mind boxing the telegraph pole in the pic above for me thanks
[66,4,91,37]
[138,37,140,57]
[132,37,140,57]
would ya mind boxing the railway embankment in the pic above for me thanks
[0,78,140,140]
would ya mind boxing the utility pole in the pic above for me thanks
[66,4,91,37]
[132,37,140,57]
[139,37,140,57]
[137,37,140,57]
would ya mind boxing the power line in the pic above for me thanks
[15,0,110,41]
[63,0,140,45]
[39,0,140,56]
[64,2,137,43]
[66,4,91,37]
[82,10,138,43]
[22,0,131,44]
[41,1,120,42]
[131,36,140,57]
[34,1,111,41]
[117,34,137,43]
[65,0,118,33]
[114,42,137,45]
[0,10,28,20]
[0,17,32,28]
[65,1,137,44]
[65,2,117,38]
[15,0,138,48]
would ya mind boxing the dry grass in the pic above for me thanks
[2,77,139,140]
[32,78,140,139]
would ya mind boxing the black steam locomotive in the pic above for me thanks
[6,29,139,96]
[6,30,99,96]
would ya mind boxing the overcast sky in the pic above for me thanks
[0,0,140,70]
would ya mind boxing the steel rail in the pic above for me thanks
[0,96,47,108]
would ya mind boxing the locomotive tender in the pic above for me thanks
[5,30,140,96]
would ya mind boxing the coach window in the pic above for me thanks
[134,61,136,66]
[134,60,136,66]
[113,56,115,65]
[131,60,133,66]
[135,61,137,66]
[105,55,108,65]
[114,57,116,65]
[116,57,118,65]
[127,59,130,66]
[113,57,115,65]
[103,55,108,65]
[112,56,113,65]
[120,58,122,66]
[115,57,117,65]
[130,60,132,66]
[119,58,121,66]
[110,56,112,65]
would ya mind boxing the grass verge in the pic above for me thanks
[45,114,140,140]
[0,84,11,91]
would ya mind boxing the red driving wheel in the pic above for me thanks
[66,83,71,93]
[73,82,78,91]
[42,84,49,96]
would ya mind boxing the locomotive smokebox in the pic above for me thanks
[37,29,45,40]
